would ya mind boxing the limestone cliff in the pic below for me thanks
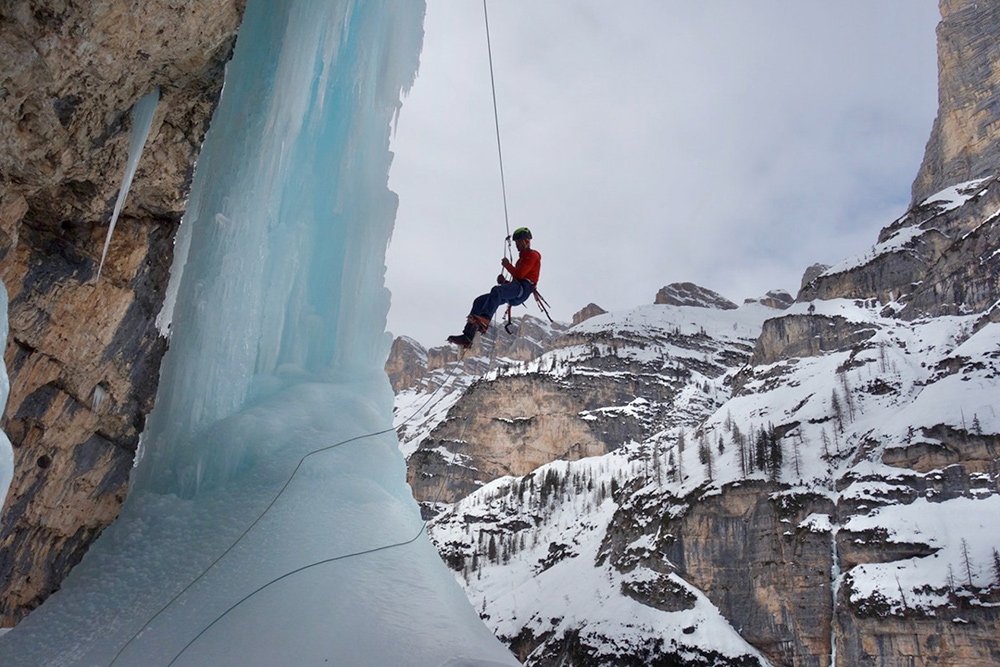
[399,297,767,507]
[0,0,245,625]
[911,0,1000,204]
[799,176,1000,320]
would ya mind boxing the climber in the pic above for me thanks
[447,227,541,349]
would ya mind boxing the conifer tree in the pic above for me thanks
[676,429,686,481]
[831,389,844,432]
[768,426,783,481]
[755,429,768,472]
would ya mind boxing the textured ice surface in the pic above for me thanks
[0,1,517,664]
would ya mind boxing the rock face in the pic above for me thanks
[385,314,569,394]
[602,481,836,666]
[800,177,1000,320]
[911,0,1000,205]
[654,282,738,310]
[744,289,794,310]
[384,336,429,393]
[407,374,614,505]
[402,302,764,508]
[747,314,877,368]
[571,302,606,326]
[0,1,245,625]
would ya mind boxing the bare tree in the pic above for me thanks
[792,432,803,477]
[961,538,975,589]
[839,371,856,421]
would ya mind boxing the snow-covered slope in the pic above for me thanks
[391,176,1000,665]
[414,298,1000,665]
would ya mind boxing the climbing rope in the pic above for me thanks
[165,523,428,666]
[482,3,554,327]
[110,363,463,666]
[483,0,513,265]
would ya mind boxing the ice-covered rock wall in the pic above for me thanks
[0,1,517,664]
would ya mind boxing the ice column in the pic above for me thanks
[0,1,519,665]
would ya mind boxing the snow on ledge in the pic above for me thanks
[822,178,991,278]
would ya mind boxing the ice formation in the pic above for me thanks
[0,1,517,664]
[0,282,11,505]
[97,87,160,280]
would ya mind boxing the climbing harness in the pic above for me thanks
[110,363,463,666]
[503,287,553,334]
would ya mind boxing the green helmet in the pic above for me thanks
[512,227,532,241]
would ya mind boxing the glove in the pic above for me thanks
[497,273,508,285]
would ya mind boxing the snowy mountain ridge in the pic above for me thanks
[390,174,1000,665]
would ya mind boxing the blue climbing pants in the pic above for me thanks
[470,279,533,321]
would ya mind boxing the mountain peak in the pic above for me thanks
[572,303,608,326]
[654,282,737,310]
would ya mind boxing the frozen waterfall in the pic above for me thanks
[0,1,517,665]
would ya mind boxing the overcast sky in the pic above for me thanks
[384,1,941,348]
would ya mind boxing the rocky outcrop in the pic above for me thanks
[0,0,245,625]
[800,176,1000,321]
[407,374,613,504]
[385,336,428,393]
[386,314,568,393]
[911,0,1000,205]
[601,481,836,667]
[799,264,830,293]
[405,306,762,507]
[571,302,606,326]
[744,289,794,310]
[655,282,737,310]
[837,604,1000,667]
[748,315,878,367]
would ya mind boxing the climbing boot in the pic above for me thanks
[447,321,480,349]
[468,314,490,333]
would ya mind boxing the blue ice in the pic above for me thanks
[0,1,517,664]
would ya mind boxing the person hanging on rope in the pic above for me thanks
[447,227,541,349]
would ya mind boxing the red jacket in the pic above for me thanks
[506,247,541,285]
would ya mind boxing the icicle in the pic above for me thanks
[97,87,160,280]
[91,383,108,412]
